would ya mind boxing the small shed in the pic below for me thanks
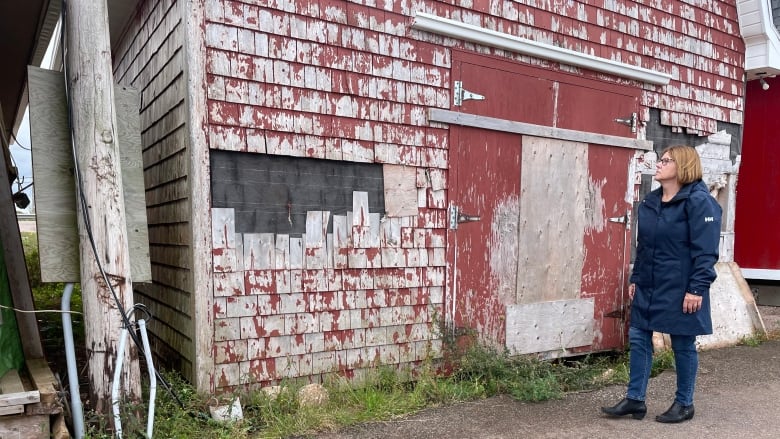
[99,0,752,393]
[12,0,755,395]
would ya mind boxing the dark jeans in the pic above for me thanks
[626,326,698,406]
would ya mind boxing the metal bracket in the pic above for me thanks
[449,204,481,229]
[614,112,637,133]
[449,204,459,230]
[453,81,486,106]
[608,211,630,225]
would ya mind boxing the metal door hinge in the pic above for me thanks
[454,81,486,106]
[614,112,637,133]
[449,204,481,229]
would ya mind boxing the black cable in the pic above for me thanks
[10,131,30,150]
[60,0,183,409]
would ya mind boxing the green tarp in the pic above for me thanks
[0,235,24,378]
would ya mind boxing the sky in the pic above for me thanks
[9,18,60,213]
[9,109,34,212]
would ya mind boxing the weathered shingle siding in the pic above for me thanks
[113,0,196,381]
[201,0,744,390]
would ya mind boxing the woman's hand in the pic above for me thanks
[683,292,702,313]
[628,283,636,300]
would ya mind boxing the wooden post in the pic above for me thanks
[63,0,141,413]
[0,128,44,360]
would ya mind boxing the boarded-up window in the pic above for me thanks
[210,151,385,235]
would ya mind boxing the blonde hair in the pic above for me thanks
[662,145,703,185]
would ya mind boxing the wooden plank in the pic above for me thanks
[0,115,44,357]
[333,215,348,248]
[0,370,40,407]
[25,359,57,405]
[383,164,418,217]
[0,404,24,415]
[305,211,325,248]
[211,207,236,249]
[0,413,50,439]
[368,213,382,248]
[143,148,189,189]
[428,108,653,150]
[275,235,290,269]
[116,85,152,282]
[141,126,187,168]
[382,217,402,247]
[505,298,595,355]
[0,370,24,393]
[27,67,152,283]
[290,237,303,269]
[243,233,275,270]
[149,245,192,269]
[352,192,370,226]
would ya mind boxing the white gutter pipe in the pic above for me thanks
[411,12,673,85]
[62,282,84,438]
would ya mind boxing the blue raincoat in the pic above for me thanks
[629,180,721,336]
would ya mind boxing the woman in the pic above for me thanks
[601,145,721,423]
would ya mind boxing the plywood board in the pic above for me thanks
[505,298,595,355]
[27,67,151,282]
[27,67,78,283]
[516,137,587,304]
[115,85,152,282]
[383,164,418,217]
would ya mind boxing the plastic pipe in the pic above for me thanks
[111,326,129,438]
[62,282,84,438]
[138,319,156,438]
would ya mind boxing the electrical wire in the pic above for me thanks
[10,131,31,150]
[60,0,182,409]
[0,304,82,314]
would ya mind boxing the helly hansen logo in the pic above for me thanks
[705,217,715,222]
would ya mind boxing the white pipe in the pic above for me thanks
[411,12,673,85]
[112,327,129,438]
[61,282,84,438]
[138,319,156,438]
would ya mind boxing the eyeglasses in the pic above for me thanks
[658,158,675,166]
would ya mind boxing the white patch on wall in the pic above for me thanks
[505,298,595,355]
[489,195,520,305]
[585,177,606,233]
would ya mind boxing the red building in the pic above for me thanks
[735,0,780,299]
[2,0,754,395]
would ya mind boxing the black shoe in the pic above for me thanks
[655,401,695,423]
[601,398,647,420]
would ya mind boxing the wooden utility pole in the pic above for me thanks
[63,0,141,413]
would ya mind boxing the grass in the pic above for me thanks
[19,230,751,437]
[20,232,84,346]
[77,346,674,438]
